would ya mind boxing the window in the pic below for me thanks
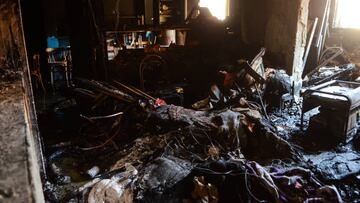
[199,0,228,20]
[334,0,360,28]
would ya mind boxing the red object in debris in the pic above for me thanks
[223,72,236,89]
[155,98,167,107]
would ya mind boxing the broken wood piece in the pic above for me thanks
[73,88,96,99]
[91,93,108,110]
[241,48,266,84]
[77,78,135,103]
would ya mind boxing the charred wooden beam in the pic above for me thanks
[65,0,107,80]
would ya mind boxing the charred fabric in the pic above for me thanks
[42,48,360,203]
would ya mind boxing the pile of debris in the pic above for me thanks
[60,79,342,203]
[42,49,360,202]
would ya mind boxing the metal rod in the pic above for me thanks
[302,17,319,73]
[113,80,156,100]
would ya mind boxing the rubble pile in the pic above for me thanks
[41,50,360,203]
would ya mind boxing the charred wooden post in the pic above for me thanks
[65,0,107,80]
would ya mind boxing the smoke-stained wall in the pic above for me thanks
[233,0,309,77]
[0,0,44,202]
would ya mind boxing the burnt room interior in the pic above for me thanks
[2,0,360,202]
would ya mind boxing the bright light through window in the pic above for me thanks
[335,0,360,28]
[199,0,227,20]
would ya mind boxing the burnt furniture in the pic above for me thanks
[301,80,360,142]
[47,48,72,89]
